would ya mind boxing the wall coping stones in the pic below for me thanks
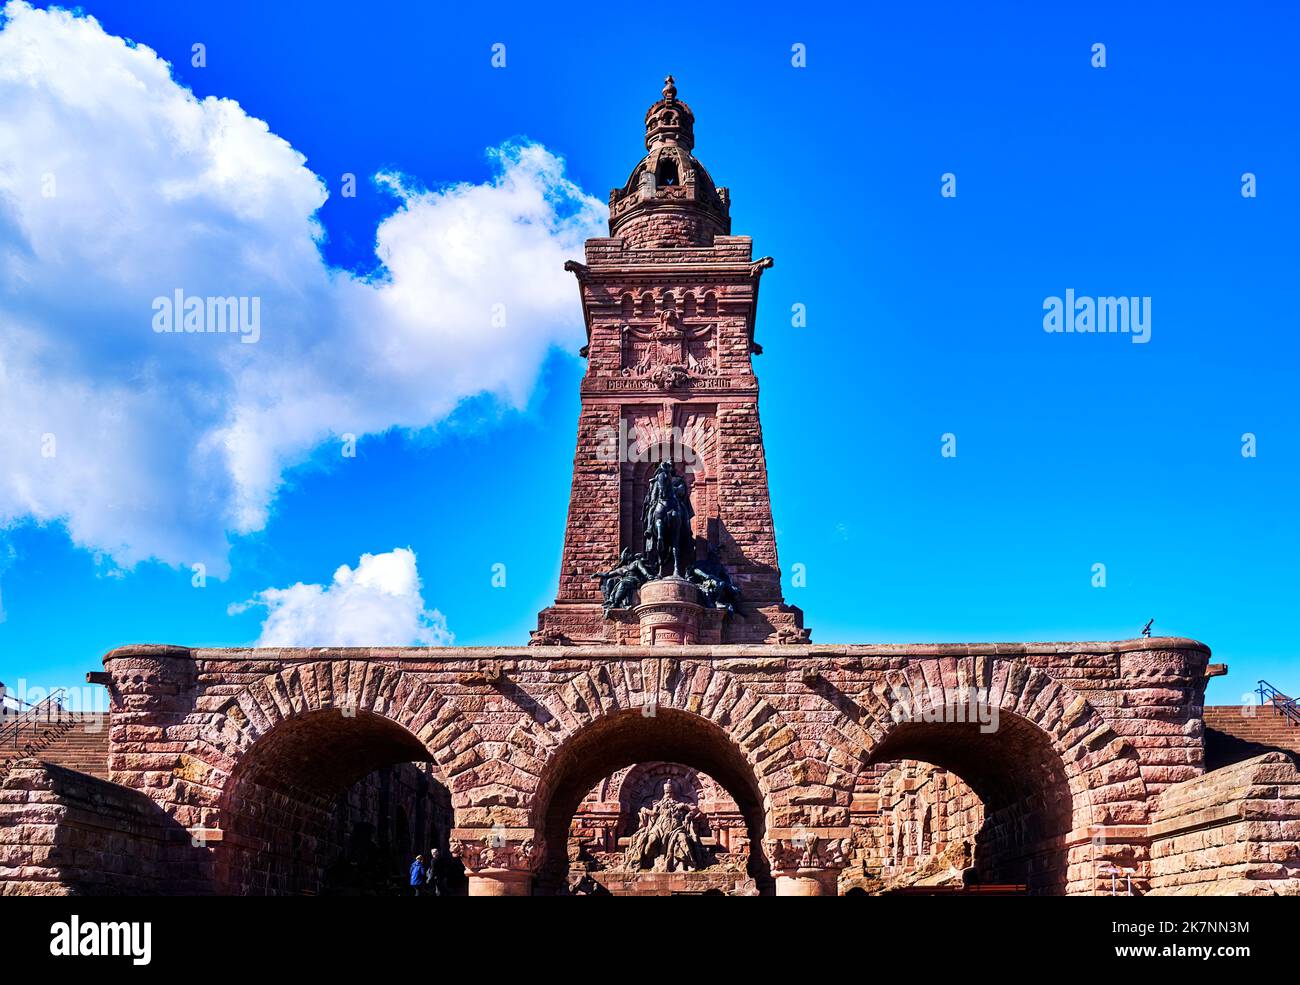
[103,637,1211,666]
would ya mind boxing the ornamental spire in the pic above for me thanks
[644,73,694,151]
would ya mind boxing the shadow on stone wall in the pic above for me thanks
[1149,752,1300,895]
[0,759,212,896]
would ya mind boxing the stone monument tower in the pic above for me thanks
[534,77,807,647]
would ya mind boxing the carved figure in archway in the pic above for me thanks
[624,780,707,871]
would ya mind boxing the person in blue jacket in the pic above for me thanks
[409,854,426,896]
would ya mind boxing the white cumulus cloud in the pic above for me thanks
[0,1,604,577]
[232,548,451,647]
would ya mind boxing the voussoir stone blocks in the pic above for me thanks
[0,636,1226,894]
[0,81,1282,898]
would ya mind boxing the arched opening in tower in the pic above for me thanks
[214,709,458,896]
[531,707,772,895]
[655,157,679,187]
[861,714,1074,895]
[622,439,709,557]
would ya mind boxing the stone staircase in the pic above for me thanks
[0,713,110,781]
[1204,704,1300,771]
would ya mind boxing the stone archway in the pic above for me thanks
[187,661,482,895]
[44,644,1194,898]
[455,660,812,894]
[214,708,439,895]
[852,661,1151,895]
[530,705,773,894]
[866,713,1075,892]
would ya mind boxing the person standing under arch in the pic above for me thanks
[409,854,426,896]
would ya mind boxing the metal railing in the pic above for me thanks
[0,688,71,758]
[1257,680,1300,727]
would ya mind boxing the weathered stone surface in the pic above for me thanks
[0,636,1216,895]
[1148,753,1300,896]
[0,78,1285,900]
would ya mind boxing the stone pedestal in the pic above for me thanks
[635,577,703,645]
[468,870,533,897]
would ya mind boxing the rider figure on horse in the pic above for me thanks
[641,459,696,579]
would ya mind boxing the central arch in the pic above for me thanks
[530,706,774,894]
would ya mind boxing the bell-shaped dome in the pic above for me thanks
[607,76,731,248]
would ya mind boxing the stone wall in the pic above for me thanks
[0,760,207,896]
[0,755,451,897]
[53,637,1209,895]
[864,761,983,888]
[1148,752,1300,895]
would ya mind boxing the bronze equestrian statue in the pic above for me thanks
[641,459,696,579]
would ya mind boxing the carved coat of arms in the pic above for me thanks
[620,308,716,382]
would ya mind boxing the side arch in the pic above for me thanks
[181,661,484,894]
[850,659,1150,894]
[191,660,485,817]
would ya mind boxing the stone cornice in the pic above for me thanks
[578,263,767,281]
[103,636,1212,666]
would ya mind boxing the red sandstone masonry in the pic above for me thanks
[535,79,800,647]
[0,760,207,896]
[45,636,1209,894]
[0,81,1273,898]
[1148,752,1300,895]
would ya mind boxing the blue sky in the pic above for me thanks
[0,1,1296,708]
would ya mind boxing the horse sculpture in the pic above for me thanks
[642,459,695,578]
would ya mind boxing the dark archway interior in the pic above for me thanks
[215,710,456,895]
[534,707,771,894]
[867,715,1074,894]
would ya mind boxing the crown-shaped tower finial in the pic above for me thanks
[604,74,730,247]
[643,74,693,151]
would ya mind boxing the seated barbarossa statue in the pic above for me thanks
[623,779,709,873]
